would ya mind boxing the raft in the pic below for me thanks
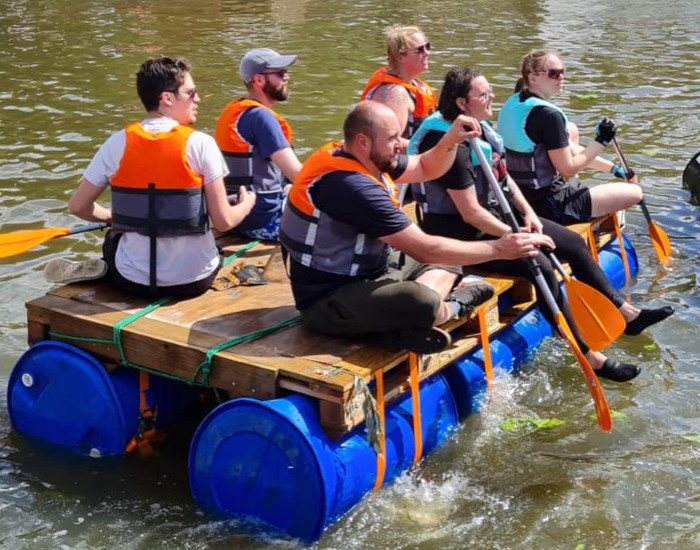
[5,215,637,542]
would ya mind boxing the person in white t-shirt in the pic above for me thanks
[44,56,255,298]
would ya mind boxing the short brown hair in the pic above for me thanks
[136,56,191,112]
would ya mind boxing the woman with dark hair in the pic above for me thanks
[409,68,673,382]
[497,49,642,225]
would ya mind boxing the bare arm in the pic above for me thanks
[67,179,112,223]
[548,141,606,180]
[568,141,639,183]
[397,115,482,184]
[205,178,256,232]
[270,146,303,184]
[380,222,555,266]
[371,83,413,151]
[504,176,543,233]
[447,187,512,237]
[569,141,615,172]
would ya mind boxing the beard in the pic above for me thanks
[263,79,290,102]
[369,148,397,173]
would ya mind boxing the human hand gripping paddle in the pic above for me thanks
[0,223,108,259]
[609,132,671,265]
[469,138,613,431]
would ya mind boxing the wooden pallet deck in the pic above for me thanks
[24,212,617,439]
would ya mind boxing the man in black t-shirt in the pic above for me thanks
[280,101,555,353]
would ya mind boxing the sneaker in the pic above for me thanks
[44,258,107,284]
[374,326,452,354]
[624,306,674,336]
[595,358,641,382]
[447,281,495,318]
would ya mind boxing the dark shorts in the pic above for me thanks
[523,179,592,225]
[300,253,460,336]
[103,230,222,299]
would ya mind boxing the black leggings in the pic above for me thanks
[476,218,624,354]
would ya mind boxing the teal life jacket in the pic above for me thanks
[497,92,568,190]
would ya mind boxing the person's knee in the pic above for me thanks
[630,184,643,203]
[397,282,442,325]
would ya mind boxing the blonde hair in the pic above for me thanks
[514,49,560,92]
[385,25,424,71]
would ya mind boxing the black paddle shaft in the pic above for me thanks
[468,138,561,316]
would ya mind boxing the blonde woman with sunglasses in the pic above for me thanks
[497,49,641,225]
[361,25,437,151]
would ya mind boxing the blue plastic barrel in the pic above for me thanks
[189,373,458,542]
[187,235,638,541]
[445,232,637,418]
[599,232,638,289]
[445,307,554,418]
[7,340,200,457]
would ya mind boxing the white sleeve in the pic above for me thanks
[82,130,127,188]
[186,131,229,186]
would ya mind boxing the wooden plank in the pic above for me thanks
[24,216,618,438]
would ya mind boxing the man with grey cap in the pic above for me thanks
[215,48,302,241]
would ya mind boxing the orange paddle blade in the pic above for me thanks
[649,221,671,265]
[0,227,71,258]
[555,312,613,432]
[565,278,626,351]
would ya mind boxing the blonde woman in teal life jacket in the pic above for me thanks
[497,49,642,225]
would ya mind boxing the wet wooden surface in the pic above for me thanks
[25,213,614,437]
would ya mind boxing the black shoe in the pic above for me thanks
[374,327,451,354]
[447,281,495,318]
[595,359,641,382]
[624,306,674,336]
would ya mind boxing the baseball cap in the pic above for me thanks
[239,48,297,84]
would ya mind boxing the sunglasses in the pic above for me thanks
[261,68,288,77]
[406,42,431,55]
[168,88,197,99]
[538,68,565,79]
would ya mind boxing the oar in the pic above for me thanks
[544,250,625,351]
[0,192,240,261]
[470,138,612,431]
[0,223,108,259]
[611,137,671,265]
[682,150,700,205]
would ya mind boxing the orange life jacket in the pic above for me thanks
[215,98,292,153]
[214,98,293,230]
[280,142,400,277]
[110,122,207,237]
[360,67,437,136]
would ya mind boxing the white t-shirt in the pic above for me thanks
[83,118,228,287]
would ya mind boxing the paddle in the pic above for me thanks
[544,250,625,351]
[682,150,700,205]
[470,138,612,431]
[611,137,671,265]
[0,193,243,260]
[0,223,108,259]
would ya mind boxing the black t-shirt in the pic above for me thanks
[418,130,475,190]
[416,130,481,241]
[521,91,570,151]
[288,152,412,309]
